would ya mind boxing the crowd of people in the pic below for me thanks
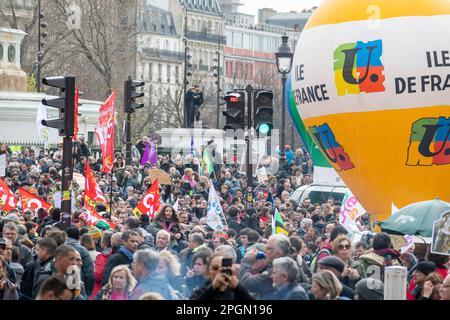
[0,138,449,301]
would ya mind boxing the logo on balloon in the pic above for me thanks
[334,39,385,96]
[309,123,355,171]
[406,117,450,166]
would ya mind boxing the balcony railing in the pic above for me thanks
[186,31,227,45]
[199,64,209,71]
[142,48,184,61]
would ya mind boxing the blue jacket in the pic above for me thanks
[131,273,176,300]
[268,282,309,300]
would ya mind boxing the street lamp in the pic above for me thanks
[212,49,221,129]
[275,32,293,167]
[183,36,193,128]
[36,0,48,92]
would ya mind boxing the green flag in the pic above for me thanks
[201,148,214,176]
[272,208,288,236]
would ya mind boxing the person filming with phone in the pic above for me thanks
[189,254,254,300]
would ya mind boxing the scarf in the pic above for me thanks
[119,245,134,261]
[374,248,401,266]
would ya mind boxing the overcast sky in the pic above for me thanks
[241,0,324,17]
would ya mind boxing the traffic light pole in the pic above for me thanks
[61,135,73,215]
[245,85,253,208]
[125,111,131,165]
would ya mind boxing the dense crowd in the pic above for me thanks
[0,138,449,301]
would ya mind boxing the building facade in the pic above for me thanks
[136,2,184,128]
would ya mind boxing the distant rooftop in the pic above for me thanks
[265,11,313,30]
[178,0,223,16]
[140,4,177,35]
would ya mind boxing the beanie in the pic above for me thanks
[88,226,103,241]
[355,278,384,300]
[95,220,111,230]
[318,256,345,274]
[414,261,436,276]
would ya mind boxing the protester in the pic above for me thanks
[269,257,309,300]
[310,270,346,300]
[94,265,136,300]
[354,278,384,300]
[130,249,175,300]
[35,275,73,300]
[190,254,254,300]
[0,256,19,300]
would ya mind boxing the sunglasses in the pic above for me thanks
[339,244,351,250]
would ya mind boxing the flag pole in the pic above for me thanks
[109,168,114,217]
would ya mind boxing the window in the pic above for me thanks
[167,65,171,83]
[149,63,153,81]
[243,34,251,49]
[175,66,180,83]
[0,44,3,61]
[158,64,162,81]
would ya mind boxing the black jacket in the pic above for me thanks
[101,251,133,286]
[190,281,254,300]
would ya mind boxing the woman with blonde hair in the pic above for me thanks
[157,250,184,294]
[94,265,136,300]
[332,235,366,289]
[311,270,346,300]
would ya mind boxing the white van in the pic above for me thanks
[290,184,348,205]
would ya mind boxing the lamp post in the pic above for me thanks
[275,33,293,167]
[213,49,220,129]
[36,0,48,92]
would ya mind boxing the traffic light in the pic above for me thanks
[223,92,245,130]
[41,76,75,137]
[253,90,273,136]
[124,77,145,113]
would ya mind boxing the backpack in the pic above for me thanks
[310,248,333,274]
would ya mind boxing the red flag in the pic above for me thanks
[132,179,160,218]
[73,87,79,141]
[19,188,52,212]
[0,178,18,212]
[95,91,115,173]
[84,162,115,229]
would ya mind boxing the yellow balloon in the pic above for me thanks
[292,0,450,222]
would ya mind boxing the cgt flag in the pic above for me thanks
[19,188,52,212]
[132,179,160,218]
[0,178,18,212]
[95,91,116,173]
[83,162,116,229]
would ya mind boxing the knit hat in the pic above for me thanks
[88,226,103,241]
[414,261,436,276]
[318,256,346,274]
[95,220,111,230]
[355,278,384,300]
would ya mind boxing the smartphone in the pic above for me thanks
[221,258,233,276]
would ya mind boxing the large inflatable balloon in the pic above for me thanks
[291,0,450,222]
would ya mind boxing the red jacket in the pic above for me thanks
[89,249,112,300]
[406,267,448,300]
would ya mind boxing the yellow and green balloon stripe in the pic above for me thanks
[286,74,331,169]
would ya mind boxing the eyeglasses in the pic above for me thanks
[339,244,351,250]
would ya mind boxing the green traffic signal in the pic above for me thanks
[258,123,270,134]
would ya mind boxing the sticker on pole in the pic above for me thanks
[63,191,71,201]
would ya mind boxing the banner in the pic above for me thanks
[19,188,52,212]
[36,101,49,150]
[0,178,18,212]
[206,182,224,231]
[132,179,160,218]
[431,210,450,256]
[95,91,116,173]
[339,189,367,238]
